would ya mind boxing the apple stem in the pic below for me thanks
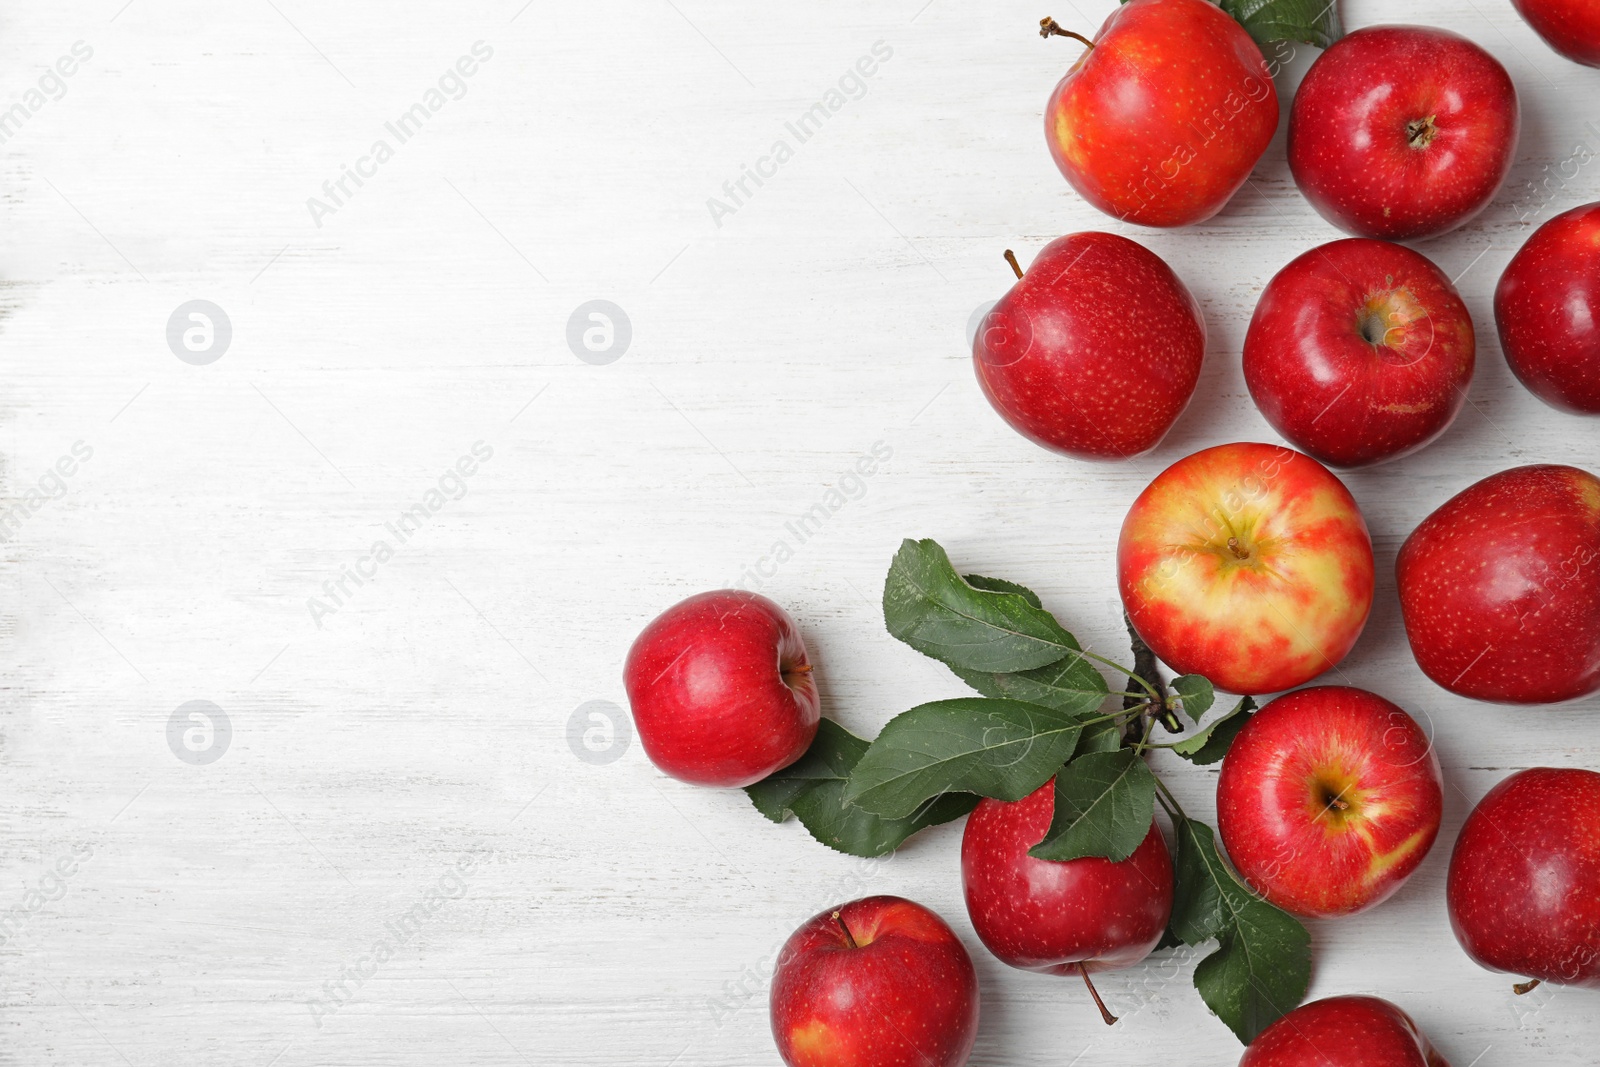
[786,663,814,674]
[1077,966,1119,1026]
[1226,536,1250,561]
[1122,613,1181,737]
[832,910,859,949]
[1513,978,1542,996]
[1039,16,1094,49]
[1003,249,1024,279]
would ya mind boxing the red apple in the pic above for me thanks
[623,590,819,788]
[1512,0,1600,67]
[1396,465,1600,704]
[1119,442,1375,695]
[1240,996,1451,1067]
[1217,686,1443,919]
[961,779,1172,1025]
[1495,201,1600,414]
[1042,0,1278,227]
[770,895,980,1067]
[1244,238,1475,467]
[1448,768,1600,990]
[973,233,1204,460]
[1289,26,1519,241]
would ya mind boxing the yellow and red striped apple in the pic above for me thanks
[1118,442,1375,695]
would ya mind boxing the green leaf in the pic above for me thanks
[745,720,979,857]
[961,573,1042,608]
[1123,0,1343,49]
[1028,749,1157,862]
[1170,818,1231,945]
[1076,719,1125,755]
[1170,675,1215,723]
[1170,817,1311,1045]
[1170,697,1258,766]
[1195,911,1312,1047]
[842,697,1085,819]
[949,649,1108,717]
[883,540,1078,673]
[1219,0,1343,49]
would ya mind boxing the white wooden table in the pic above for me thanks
[2,1,1595,1063]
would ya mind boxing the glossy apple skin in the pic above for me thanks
[1289,25,1519,241]
[623,590,819,788]
[1513,0,1600,66]
[771,896,980,1067]
[1396,465,1600,704]
[1044,0,1278,227]
[1240,996,1451,1067]
[961,779,1172,977]
[1448,768,1600,989]
[1119,442,1375,695]
[1217,687,1443,919]
[1495,202,1600,414]
[1244,239,1475,467]
[974,232,1205,460]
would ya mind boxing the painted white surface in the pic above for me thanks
[0,1,1595,1064]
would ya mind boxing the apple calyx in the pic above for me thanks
[1039,16,1095,49]
[1313,776,1356,820]
[1077,965,1119,1026]
[1406,114,1440,150]
[1003,249,1025,280]
[832,910,861,949]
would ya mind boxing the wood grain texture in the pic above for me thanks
[0,0,1596,1063]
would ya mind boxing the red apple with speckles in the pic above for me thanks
[1042,0,1278,227]
[1495,202,1600,414]
[1240,996,1451,1067]
[1289,25,1519,241]
[1448,768,1600,990]
[1513,0,1600,66]
[1244,238,1475,467]
[1119,442,1375,695]
[623,590,819,788]
[961,779,1172,1025]
[973,233,1205,460]
[1396,465,1600,704]
[770,896,980,1067]
[1217,687,1443,919]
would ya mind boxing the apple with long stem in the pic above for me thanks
[1289,25,1519,241]
[1040,0,1278,227]
[973,234,1205,461]
[1240,996,1452,1066]
[1217,686,1443,919]
[1119,442,1375,695]
[623,590,820,788]
[1448,768,1600,992]
[961,779,1172,1025]
[770,896,980,1067]
[1396,464,1600,704]
[1244,238,1475,467]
